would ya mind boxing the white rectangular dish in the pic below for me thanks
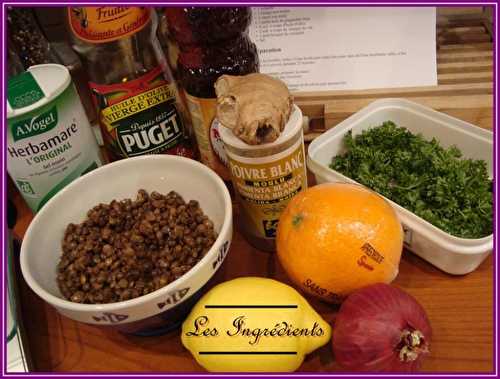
[307,98,493,275]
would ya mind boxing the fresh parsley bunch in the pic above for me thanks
[330,121,492,239]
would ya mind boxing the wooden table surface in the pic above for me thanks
[11,169,494,373]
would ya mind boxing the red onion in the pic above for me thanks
[333,283,431,372]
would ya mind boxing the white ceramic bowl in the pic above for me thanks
[20,155,233,335]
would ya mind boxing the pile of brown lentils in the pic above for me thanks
[57,190,217,304]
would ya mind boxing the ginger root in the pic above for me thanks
[215,73,293,145]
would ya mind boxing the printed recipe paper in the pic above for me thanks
[250,7,437,92]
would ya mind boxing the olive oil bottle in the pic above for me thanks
[68,7,194,161]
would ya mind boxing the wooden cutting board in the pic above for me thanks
[294,10,493,141]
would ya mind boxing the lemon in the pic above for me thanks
[181,277,331,372]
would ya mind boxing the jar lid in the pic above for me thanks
[219,104,303,150]
[7,64,71,119]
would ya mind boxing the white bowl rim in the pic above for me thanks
[20,155,233,313]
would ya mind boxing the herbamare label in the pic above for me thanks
[11,106,58,142]
[7,83,102,212]
[90,66,184,158]
[7,71,45,109]
[227,138,308,239]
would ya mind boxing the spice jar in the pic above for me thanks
[219,105,308,251]
[7,7,58,69]
[7,45,24,78]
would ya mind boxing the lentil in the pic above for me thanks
[57,190,217,304]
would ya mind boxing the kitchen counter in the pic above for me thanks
[11,170,494,372]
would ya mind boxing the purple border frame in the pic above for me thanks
[1,1,497,377]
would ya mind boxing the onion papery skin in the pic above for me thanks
[332,283,432,372]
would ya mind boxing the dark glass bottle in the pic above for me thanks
[165,7,259,180]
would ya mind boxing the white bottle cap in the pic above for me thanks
[7,64,72,119]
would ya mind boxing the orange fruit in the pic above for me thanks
[276,183,403,303]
